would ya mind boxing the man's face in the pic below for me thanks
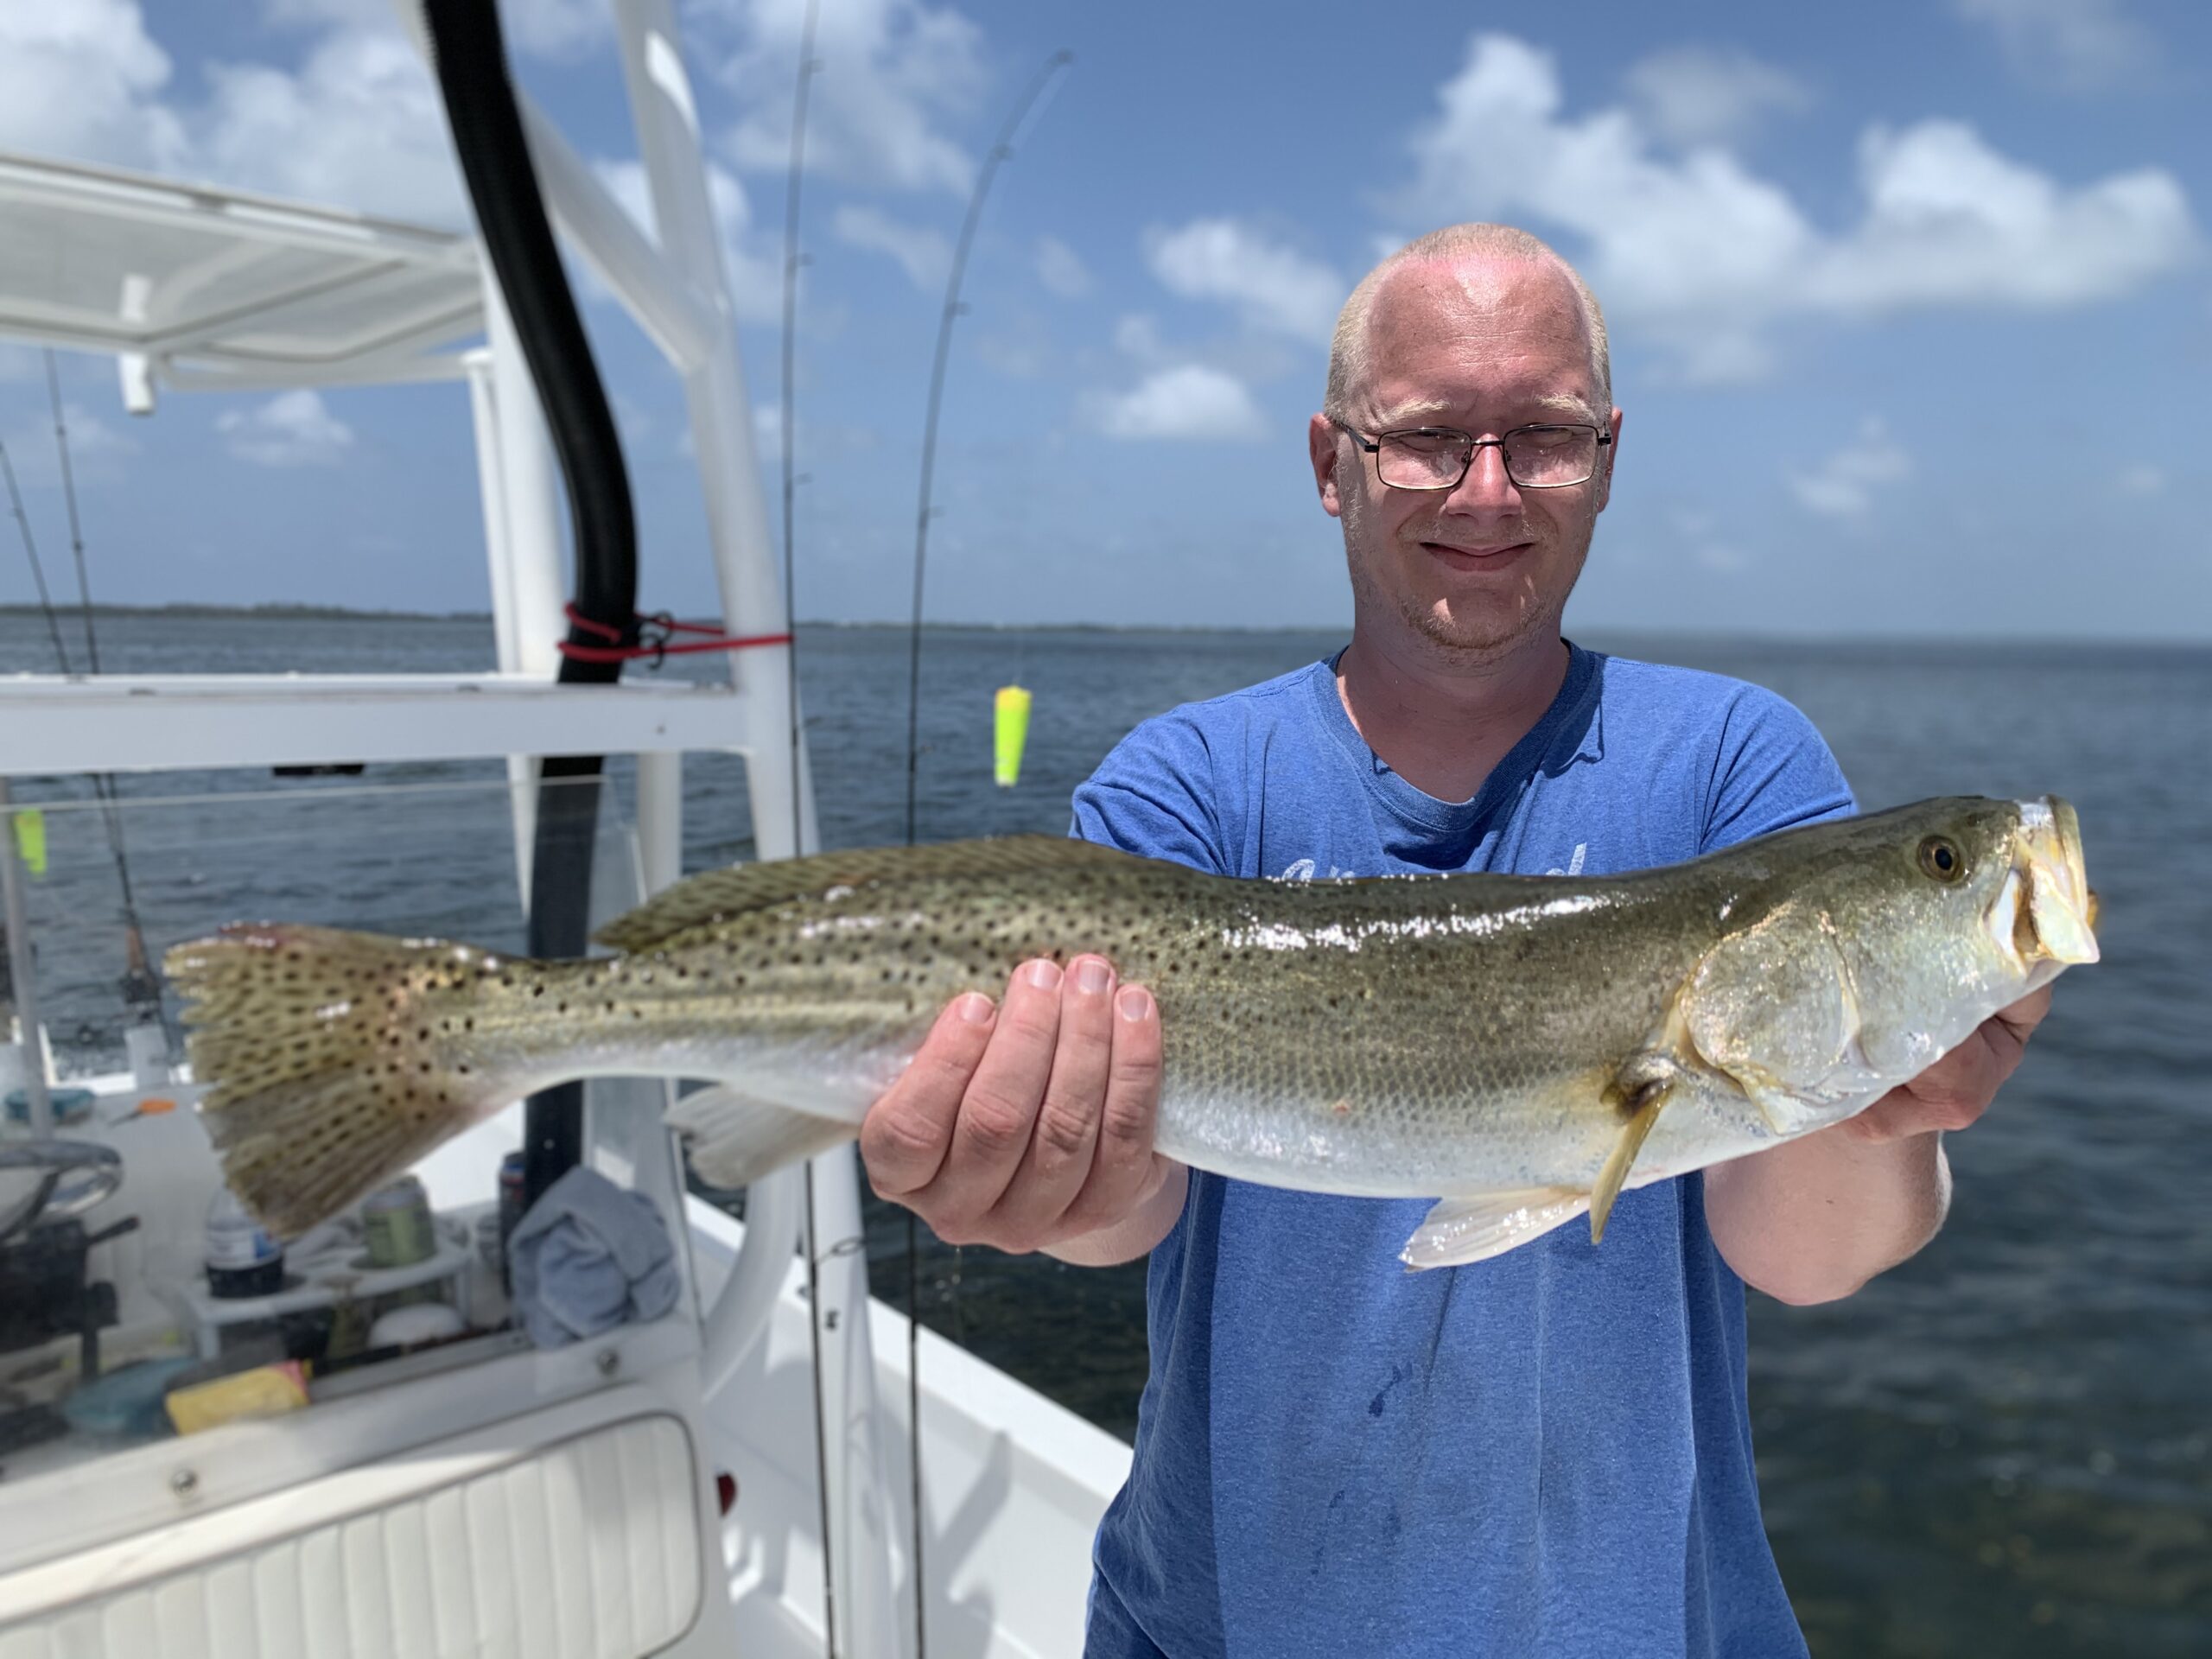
[1309,257,1622,661]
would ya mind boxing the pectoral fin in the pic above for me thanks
[1401,1186,1591,1271]
[1589,1080,1669,1244]
[670,1086,860,1190]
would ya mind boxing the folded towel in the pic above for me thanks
[509,1166,682,1349]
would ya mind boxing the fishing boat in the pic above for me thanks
[0,3,1125,1653]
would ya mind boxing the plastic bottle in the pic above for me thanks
[203,1186,285,1299]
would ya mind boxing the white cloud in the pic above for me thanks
[1395,33,2196,381]
[1145,219,1344,345]
[2117,463,2165,496]
[0,4,578,232]
[217,390,354,467]
[1789,418,1910,517]
[1807,120,2193,312]
[1092,365,1265,442]
[263,0,604,58]
[0,0,188,173]
[832,204,950,291]
[709,0,983,195]
[193,26,466,224]
[1,400,138,490]
[1952,0,2156,93]
[1035,235,1091,298]
[593,157,781,323]
[1623,46,1809,149]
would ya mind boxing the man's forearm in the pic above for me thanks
[1704,1124,1952,1306]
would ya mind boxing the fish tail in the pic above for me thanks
[165,924,523,1237]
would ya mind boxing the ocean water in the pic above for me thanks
[4,611,2208,1656]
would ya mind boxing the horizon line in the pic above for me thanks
[0,603,2205,652]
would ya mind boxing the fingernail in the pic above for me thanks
[956,992,995,1026]
[1116,985,1154,1021]
[1073,957,1113,995]
[1023,959,1063,991]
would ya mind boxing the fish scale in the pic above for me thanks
[166,796,2098,1267]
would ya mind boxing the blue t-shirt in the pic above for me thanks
[1071,644,1855,1659]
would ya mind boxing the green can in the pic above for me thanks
[362,1176,435,1268]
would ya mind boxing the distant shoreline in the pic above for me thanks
[1,604,2203,651]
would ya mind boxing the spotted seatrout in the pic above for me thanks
[166,796,2097,1267]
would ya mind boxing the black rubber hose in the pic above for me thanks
[422,0,639,1209]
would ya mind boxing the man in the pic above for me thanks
[860,224,2050,1656]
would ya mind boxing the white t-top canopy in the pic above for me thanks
[0,149,483,397]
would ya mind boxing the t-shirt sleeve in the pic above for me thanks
[1698,684,1857,855]
[1070,713,1230,874]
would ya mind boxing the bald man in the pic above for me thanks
[860,225,2047,1658]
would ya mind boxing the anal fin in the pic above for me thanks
[1590,1081,1669,1244]
[670,1087,861,1191]
[1401,1187,1591,1271]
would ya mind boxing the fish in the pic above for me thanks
[163,795,2098,1268]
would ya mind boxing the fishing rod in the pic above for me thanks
[891,48,1072,1640]
[0,361,171,1052]
[774,6,850,1656]
[902,48,1072,849]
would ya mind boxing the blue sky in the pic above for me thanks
[0,0,2204,639]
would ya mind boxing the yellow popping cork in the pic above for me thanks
[11,810,45,877]
[994,684,1033,787]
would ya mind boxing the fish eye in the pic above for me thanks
[1916,835,1968,883]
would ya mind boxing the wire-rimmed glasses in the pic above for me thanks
[1332,418,1611,491]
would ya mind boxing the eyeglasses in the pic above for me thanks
[1332,418,1611,491]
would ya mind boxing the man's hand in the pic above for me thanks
[1840,985,2051,1143]
[1707,986,2051,1304]
[859,955,1184,1264]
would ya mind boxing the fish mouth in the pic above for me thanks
[2005,796,2100,966]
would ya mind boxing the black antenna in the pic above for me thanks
[776,6,846,1657]
[902,49,1073,847]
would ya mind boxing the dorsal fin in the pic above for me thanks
[593,835,1141,952]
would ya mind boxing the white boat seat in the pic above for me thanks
[0,1408,704,1657]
